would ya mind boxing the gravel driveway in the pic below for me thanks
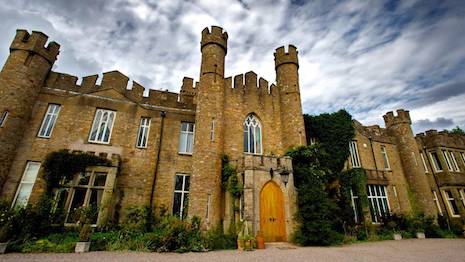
[2,239,464,262]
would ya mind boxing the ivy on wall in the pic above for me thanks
[221,155,242,198]
[287,109,370,245]
[42,149,111,195]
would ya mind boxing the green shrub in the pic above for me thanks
[16,232,78,253]
[204,226,236,250]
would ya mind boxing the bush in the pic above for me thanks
[204,226,236,250]
[13,232,78,253]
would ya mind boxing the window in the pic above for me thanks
[64,171,108,224]
[461,152,465,166]
[173,174,190,219]
[89,109,116,144]
[432,190,443,216]
[420,153,428,173]
[349,141,361,168]
[210,119,215,142]
[136,117,151,148]
[459,188,465,209]
[243,114,262,154]
[350,189,363,223]
[0,110,8,127]
[429,152,443,172]
[38,104,61,138]
[179,122,195,154]
[443,190,460,217]
[12,162,41,208]
[449,151,460,172]
[309,137,317,145]
[367,185,390,223]
[442,150,453,171]
[380,145,390,170]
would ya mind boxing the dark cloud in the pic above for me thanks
[412,117,455,133]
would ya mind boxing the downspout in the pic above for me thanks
[423,146,451,228]
[149,111,166,210]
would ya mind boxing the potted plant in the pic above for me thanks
[387,221,402,240]
[244,234,255,251]
[415,230,425,239]
[75,206,96,253]
[255,231,265,249]
[237,231,245,251]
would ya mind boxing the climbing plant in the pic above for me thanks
[42,149,111,195]
[221,155,243,198]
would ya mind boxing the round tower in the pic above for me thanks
[189,26,228,228]
[383,109,436,216]
[274,45,306,151]
[0,30,60,190]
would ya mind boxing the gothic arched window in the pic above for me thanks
[243,114,262,154]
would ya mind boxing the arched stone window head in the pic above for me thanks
[243,114,262,154]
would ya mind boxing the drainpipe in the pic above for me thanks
[423,146,451,228]
[149,111,166,210]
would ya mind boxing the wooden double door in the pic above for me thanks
[260,181,286,242]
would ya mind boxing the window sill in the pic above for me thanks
[88,141,112,146]
[178,152,193,156]
[36,136,51,139]
[244,152,263,156]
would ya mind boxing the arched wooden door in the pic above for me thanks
[260,181,286,242]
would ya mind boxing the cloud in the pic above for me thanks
[0,0,464,134]
[412,117,455,134]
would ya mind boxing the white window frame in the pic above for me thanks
[429,152,443,172]
[349,141,361,168]
[367,184,390,223]
[136,117,151,148]
[449,151,460,172]
[12,162,41,208]
[420,153,428,173]
[432,190,443,216]
[173,173,190,219]
[350,189,360,223]
[0,110,8,127]
[380,145,390,170]
[442,150,453,171]
[243,114,262,155]
[178,122,195,154]
[38,104,61,138]
[461,152,465,167]
[459,188,465,209]
[443,190,460,217]
[88,109,116,144]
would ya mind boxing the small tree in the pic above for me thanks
[450,126,465,135]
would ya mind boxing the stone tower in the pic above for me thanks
[383,109,436,216]
[0,30,59,190]
[274,45,306,150]
[189,26,228,227]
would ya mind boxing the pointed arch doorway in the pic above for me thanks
[260,181,286,242]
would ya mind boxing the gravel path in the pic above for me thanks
[2,239,465,262]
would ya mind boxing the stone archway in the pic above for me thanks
[259,181,286,242]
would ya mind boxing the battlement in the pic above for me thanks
[201,26,228,53]
[274,45,298,69]
[44,70,195,110]
[224,71,277,96]
[416,129,465,149]
[383,109,411,128]
[10,29,60,63]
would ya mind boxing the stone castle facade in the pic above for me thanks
[0,26,464,241]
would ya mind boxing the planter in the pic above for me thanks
[237,239,245,251]
[255,235,265,249]
[244,239,253,251]
[393,233,402,240]
[416,232,425,239]
[75,241,91,253]
[0,242,7,254]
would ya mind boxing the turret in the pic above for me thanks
[383,109,436,216]
[274,45,306,150]
[0,30,60,191]
[189,26,228,228]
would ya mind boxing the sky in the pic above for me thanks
[0,0,464,134]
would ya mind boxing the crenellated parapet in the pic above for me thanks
[274,45,298,69]
[43,70,195,110]
[416,129,465,149]
[383,109,412,128]
[224,71,277,96]
[201,26,228,54]
[10,29,60,64]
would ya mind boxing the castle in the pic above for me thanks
[0,26,464,242]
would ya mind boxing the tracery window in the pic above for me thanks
[243,114,262,154]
